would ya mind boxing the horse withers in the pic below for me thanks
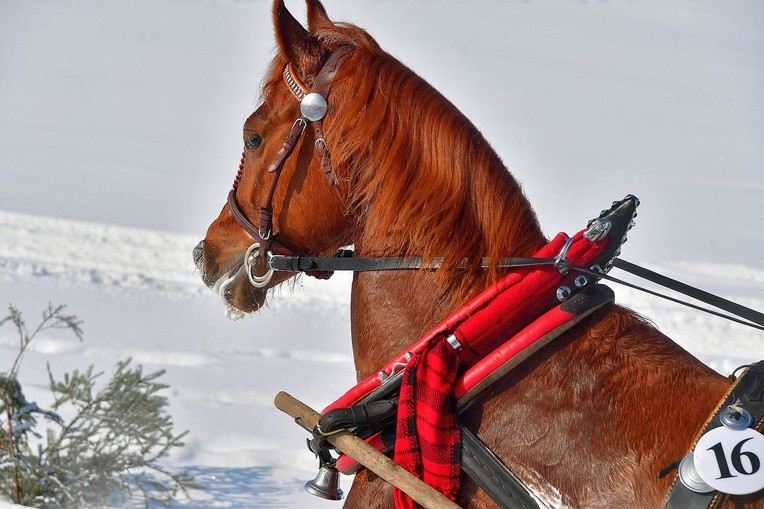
[194,1,763,507]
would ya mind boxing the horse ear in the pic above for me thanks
[273,0,316,68]
[306,0,333,32]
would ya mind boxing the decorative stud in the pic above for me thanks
[720,406,753,430]
[678,453,714,494]
[301,93,329,121]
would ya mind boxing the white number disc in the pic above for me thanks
[693,426,764,495]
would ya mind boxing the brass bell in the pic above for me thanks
[305,462,343,500]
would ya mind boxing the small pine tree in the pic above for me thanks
[0,304,197,508]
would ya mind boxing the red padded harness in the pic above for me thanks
[323,228,612,506]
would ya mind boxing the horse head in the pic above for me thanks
[192,2,764,508]
[194,0,372,317]
[196,0,548,319]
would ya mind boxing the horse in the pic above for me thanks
[193,1,763,507]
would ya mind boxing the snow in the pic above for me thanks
[0,1,762,507]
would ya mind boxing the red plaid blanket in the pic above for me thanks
[393,338,462,508]
[391,231,607,508]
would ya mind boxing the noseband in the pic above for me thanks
[227,45,354,288]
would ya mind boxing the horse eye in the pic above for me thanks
[245,134,262,149]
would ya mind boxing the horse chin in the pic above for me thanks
[208,266,267,320]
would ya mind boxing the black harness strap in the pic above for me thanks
[612,258,764,328]
[461,427,540,509]
[269,251,764,332]
[269,252,558,272]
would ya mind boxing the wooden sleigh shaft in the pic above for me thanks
[274,391,461,509]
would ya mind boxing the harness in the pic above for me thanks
[228,46,764,508]
[315,197,631,509]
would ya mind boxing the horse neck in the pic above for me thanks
[346,103,546,378]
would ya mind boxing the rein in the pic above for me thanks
[267,251,764,331]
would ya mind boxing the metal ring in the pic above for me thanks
[244,243,274,288]
[554,236,574,274]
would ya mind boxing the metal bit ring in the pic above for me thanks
[244,243,274,288]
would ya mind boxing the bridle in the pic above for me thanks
[226,45,355,288]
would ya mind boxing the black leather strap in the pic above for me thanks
[613,259,764,328]
[269,253,557,272]
[462,426,540,509]
[319,400,397,437]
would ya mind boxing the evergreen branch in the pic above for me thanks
[1,304,195,508]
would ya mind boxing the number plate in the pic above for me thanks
[693,426,764,495]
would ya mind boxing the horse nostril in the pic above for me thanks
[193,240,205,267]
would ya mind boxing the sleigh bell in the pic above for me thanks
[305,462,343,500]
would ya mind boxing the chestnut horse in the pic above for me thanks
[195,1,762,507]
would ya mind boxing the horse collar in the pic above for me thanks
[663,362,764,508]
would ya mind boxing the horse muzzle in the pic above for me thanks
[193,239,270,319]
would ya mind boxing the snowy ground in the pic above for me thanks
[1,1,763,507]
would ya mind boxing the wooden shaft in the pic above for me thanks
[274,391,462,509]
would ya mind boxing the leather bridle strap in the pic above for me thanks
[267,253,764,333]
[227,118,306,252]
[227,45,354,268]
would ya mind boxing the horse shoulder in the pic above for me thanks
[462,304,733,507]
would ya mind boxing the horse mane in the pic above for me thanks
[263,22,548,301]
